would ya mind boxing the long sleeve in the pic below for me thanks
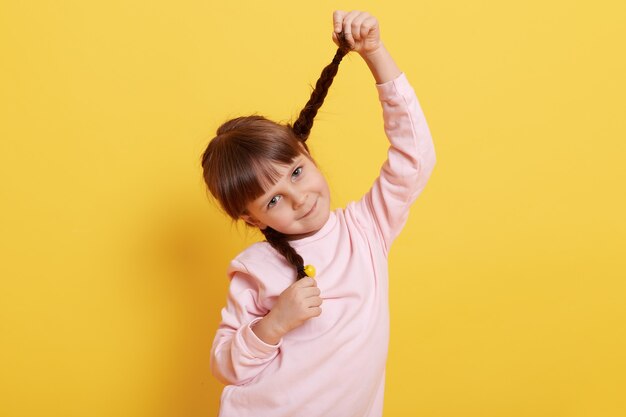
[210,261,283,386]
[355,72,437,255]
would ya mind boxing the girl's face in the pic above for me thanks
[241,152,331,240]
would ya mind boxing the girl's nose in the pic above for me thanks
[293,192,307,209]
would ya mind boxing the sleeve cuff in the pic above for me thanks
[376,72,413,102]
[238,317,283,358]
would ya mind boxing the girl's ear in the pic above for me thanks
[240,213,267,229]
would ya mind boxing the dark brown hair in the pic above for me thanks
[201,33,352,279]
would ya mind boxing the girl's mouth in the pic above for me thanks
[300,198,318,219]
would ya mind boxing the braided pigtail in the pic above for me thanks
[261,227,307,279]
[290,33,352,142]
[258,33,352,280]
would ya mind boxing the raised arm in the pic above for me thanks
[333,11,436,253]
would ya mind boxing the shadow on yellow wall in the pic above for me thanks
[130,196,253,415]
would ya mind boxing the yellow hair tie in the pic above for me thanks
[303,265,316,278]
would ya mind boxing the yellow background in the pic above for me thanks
[1,0,625,416]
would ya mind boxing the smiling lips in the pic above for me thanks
[300,199,318,219]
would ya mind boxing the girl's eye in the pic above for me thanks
[267,195,281,209]
[292,166,303,179]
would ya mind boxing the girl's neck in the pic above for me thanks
[284,228,323,241]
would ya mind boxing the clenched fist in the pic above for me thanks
[332,10,382,57]
[252,277,323,345]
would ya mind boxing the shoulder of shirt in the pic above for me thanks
[226,241,290,283]
[230,241,273,269]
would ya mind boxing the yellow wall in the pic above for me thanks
[1,1,625,416]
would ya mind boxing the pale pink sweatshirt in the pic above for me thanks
[210,72,436,417]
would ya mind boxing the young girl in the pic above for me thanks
[201,10,436,417]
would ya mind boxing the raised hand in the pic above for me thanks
[332,10,382,57]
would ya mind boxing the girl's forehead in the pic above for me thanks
[257,156,303,186]
[258,151,309,176]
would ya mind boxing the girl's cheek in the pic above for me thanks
[271,208,289,227]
